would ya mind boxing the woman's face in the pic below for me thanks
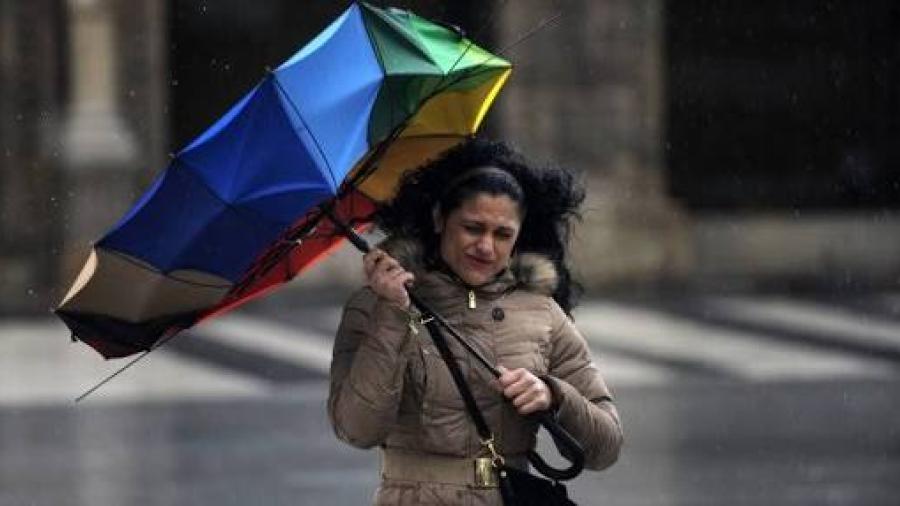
[437,192,522,287]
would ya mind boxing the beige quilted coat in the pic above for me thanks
[328,240,623,505]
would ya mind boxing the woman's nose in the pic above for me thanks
[475,234,493,255]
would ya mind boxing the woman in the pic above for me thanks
[328,139,623,505]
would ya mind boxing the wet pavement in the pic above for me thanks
[2,289,899,505]
[2,379,897,505]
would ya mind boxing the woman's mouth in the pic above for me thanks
[465,254,493,270]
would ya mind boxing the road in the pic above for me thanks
[1,289,898,505]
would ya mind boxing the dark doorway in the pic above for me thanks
[665,0,900,210]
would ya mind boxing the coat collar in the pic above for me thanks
[379,237,559,297]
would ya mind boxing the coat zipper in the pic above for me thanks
[468,289,476,309]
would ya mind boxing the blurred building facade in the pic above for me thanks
[1,0,898,315]
[1,0,77,315]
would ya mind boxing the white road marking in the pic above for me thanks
[6,292,899,406]
[0,320,269,406]
[705,296,900,352]
[197,314,332,373]
[574,301,898,382]
[594,350,678,387]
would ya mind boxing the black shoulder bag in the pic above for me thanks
[423,318,582,506]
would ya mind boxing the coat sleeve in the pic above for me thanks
[541,300,624,470]
[328,288,414,449]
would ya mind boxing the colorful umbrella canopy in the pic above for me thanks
[57,2,511,359]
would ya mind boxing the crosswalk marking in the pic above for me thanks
[703,296,900,352]
[0,320,269,406]
[594,350,680,386]
[4,293,899,406]
[574,301,898,382]
[196,315,332,374]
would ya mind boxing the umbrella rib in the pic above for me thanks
[75,350,150,402]
[346,12,529,191]
[226,79,267,201]
[493,9,564,59]
[75,329,183,403]
[357,2,403,152]
[176,156,296,228]
[344,2,524,191]
[229,208,326,296]
[269,74,340,193]
[346,65,506,191]
[119,156,298,284]
[421,0,508,101]
[101,248,232,289]
[420,6,561,105]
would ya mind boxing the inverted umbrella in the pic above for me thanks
[56,2,511,359]
[57,2,585,480]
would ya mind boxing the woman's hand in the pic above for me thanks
[496,365,554,415]
[363,249,414,309]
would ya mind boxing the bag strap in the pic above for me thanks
[423,318,493,441]
[423,318,584,482]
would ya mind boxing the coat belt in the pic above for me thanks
[380,448,528,488]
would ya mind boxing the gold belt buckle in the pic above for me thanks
[474,457,498,488]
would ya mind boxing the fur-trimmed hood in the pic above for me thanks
[378,237,559,297]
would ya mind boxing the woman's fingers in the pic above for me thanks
[364,249,397,273]
[384,270,415,293]
[372,259,409,286]
[392,270,415,286]
[364,249,395,281]
[518,396,549,415]
[497,366,552,415]
[363,249,412,308]
[363,249,384,277]
[370,252,402,277]
[512,388,539,408]
[500,368,532,396]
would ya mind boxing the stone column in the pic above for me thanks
[59,0,139,282]
[497,0,692,288]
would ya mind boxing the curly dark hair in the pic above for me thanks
[378,138,585,313]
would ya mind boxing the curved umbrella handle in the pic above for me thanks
[526,410,585,481]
